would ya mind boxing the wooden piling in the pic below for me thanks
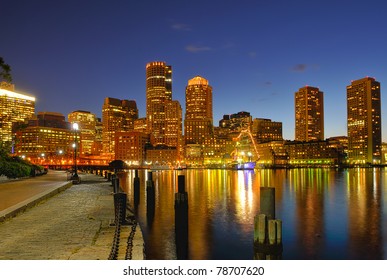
[175,175,188,259]
[134,170,140,206]
[254,186,282,260]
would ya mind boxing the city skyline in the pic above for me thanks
[1,0,386,141]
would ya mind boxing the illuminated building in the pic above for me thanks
[102,97,138,158]
[184,76,213,145]
[115,131,149,165]
[256,141,288,167]
[285,140,341,166]
[145,145,178,167]
[134,117,147,133]
[146,61,172,145]
[295,86,324,141]
[68,110,98,156]
[184,76,213,165]
[347,77,381,164]
[165,100,183,159]
[252,118,283,143]
[0,86,35,144]
[15,112,76,165]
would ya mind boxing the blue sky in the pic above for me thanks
[1,0,386,140]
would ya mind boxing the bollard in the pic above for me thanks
[113,192,128,225]
[175,175,188,259]
[111,174,116,187]
[254,186,282,260]
[146,171,155,226]
[114,177,120,193]
[260,187,275,220]
[108,172,111,181]
[134,170,140,206]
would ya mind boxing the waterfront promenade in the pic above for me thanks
[0,171,144,260]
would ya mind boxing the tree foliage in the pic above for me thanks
[0,56,12,83]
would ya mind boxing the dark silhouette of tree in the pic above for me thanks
[0,56,12,83]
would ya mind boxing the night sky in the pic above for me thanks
[1,0,386,140]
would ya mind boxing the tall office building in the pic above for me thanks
[146,61,172,145]
[295,86,324,141]
[165,100,183,158]
[0,85,35,144]
[347,77,381,164]
[185,76,213,145]
[102,97,138,158]
[68,110,98,156]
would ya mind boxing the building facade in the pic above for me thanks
[0,86,35,144]
[14,112,76,165]
[252,118,283,143]
[184,76,213,145]
[295,86,324,141]
[102,97,138,158]
[115,131,149,166]
[146,61,172,146]
[347,77,381,164]
[68,110,98,157]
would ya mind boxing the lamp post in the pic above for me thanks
[71,123,79,181]
[58,149,63,169]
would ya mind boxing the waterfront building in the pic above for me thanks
[295,86,324,141]
[184,76,213,165]
[146,61,172,146]
[0,84,35,144]
[102,97,138,159]
[115,131,149,166]
[285,140,342,166]
[68,110,98,157]
[347,77,381,164]
[252,118,283,143]
[185,76,213,144]
[165,100,183,160]
[145,145,178,167]
[256,141,288,167]
[15,112,76,165]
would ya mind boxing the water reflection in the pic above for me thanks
[120,168,387,260]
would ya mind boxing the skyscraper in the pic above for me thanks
[184,76,213,145]
[347,77,381,164]
[0,85,35,144]
[102,97,138,158]
[146,61,172,145]
[295,86,324,141]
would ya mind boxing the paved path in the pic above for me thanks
[0,172,144,260]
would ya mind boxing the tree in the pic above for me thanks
[0,56,12,83]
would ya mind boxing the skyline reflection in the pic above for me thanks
[120,168,387,260]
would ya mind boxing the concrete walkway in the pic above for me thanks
[0,171,144,260]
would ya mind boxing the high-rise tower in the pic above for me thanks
[184,76,213,145]
[146,61,172,145]
[347,77,381,164]
[295,86,324,141]
[102,97,138,158]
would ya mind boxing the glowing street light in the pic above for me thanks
[71,122,79,182]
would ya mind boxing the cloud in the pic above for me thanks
[264,81,272,86]
[292,64,308,72]
[185,45,212,53]
[171,23,191,31]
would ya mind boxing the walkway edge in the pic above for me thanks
[0,181,73,223]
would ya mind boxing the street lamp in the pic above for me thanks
[71,123,79,181]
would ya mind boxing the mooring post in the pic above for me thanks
[175,174,188,259]
[134,169,140,205]
[146,171,155,226]
[254,186,282,260]
[113,192,128,225]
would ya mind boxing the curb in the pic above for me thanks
[0,181,73,223]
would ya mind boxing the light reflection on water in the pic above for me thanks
[120,168,387,260]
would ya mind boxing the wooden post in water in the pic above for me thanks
[146,171,155,226]
[134,170,140,207]
[254,187,283,260]
[175,175,188,259]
